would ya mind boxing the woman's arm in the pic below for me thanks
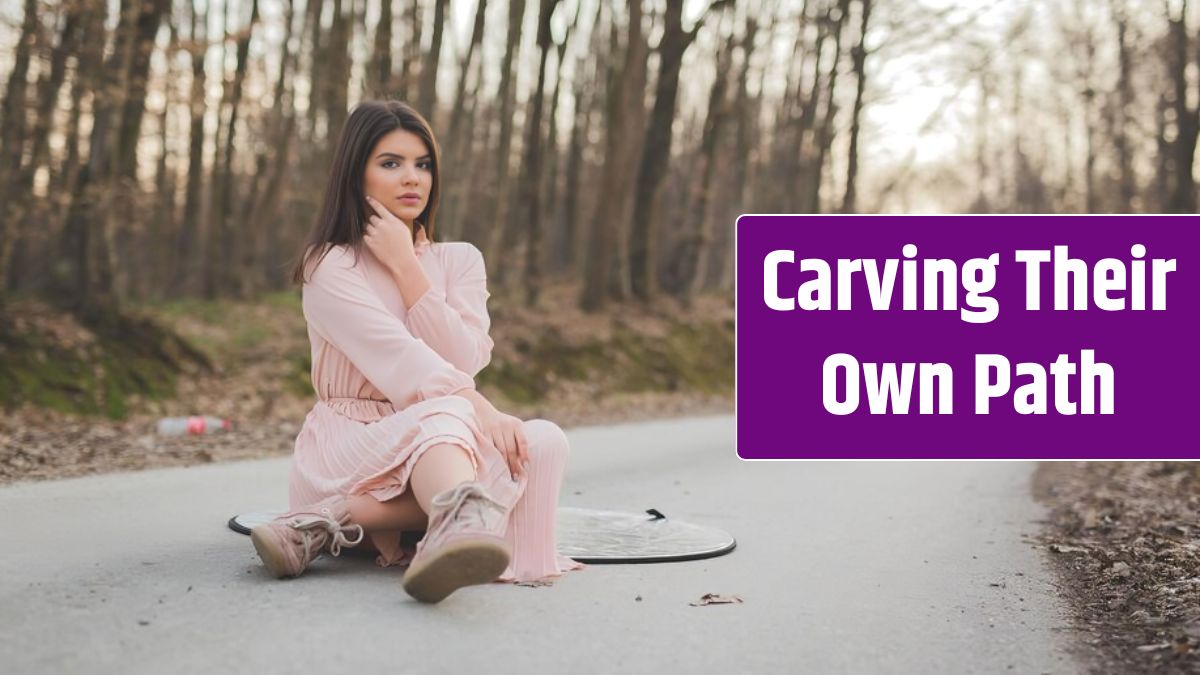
[364,196,494,375]
[303,247,472,406]
[402,244,495,376]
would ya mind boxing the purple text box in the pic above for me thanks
[735,215,1198,459]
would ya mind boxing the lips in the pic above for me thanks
[399,193,421,202]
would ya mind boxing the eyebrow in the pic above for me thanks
[375,152,431,160]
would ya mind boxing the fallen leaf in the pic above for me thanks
[1134,643,1170,652]
[690,593,743,606]
[1049,543,1090,554]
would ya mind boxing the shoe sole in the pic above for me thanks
[250,526,294,579]
[402,538,511,603]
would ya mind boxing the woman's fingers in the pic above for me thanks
[506,427,523,479]
[492,430,518,480]
[366,195,399,222]
[515,427,530,471]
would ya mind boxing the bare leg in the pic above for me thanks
[346,490,426,532]
[400,444,508,602]
[408,443,477,513]
[345,443,476,532]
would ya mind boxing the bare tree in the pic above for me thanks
[629,0,729,301]
[1165,0,1197,212]
[418,0,450,117]
[0,0,39,293]
[518,0,564,306]
[485,0,528,273]
[670,23,733,301]
[841,0,872,213]
[1109,0,1135,211]
[206,0,261,297]
[176,0,209,295]
[581,0,649,311]
[59,0,170,316]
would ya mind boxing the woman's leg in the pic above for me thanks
[400,442,507,602]
[346,442,476,532]
[502,420,571,579]
[408,442,477,512]
[346,490,426,532]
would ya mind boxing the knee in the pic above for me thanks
[522,419,570,467]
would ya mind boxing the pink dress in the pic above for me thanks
[288,236,583,582]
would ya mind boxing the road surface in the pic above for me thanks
[0,415,1080,674]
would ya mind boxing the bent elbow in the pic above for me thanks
[467,334,494,376]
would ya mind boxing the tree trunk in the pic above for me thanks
[442,0,488,242]
[675,33,732,301]
[60,0,168,315]
[715,15,759,291]
[150,14,179,299]
[448,0,487,144]
[1155,94,1171,211]
[582,0,647,311]
[973,70,991,212]
[556,0,604,276]
[400,0,423,96]
[540,5,578,277]
[244,0,297,295]
[0,0,40,294]
[629,0,704,301]
[1167,2,1198,213]
[176,0,209,295]
[841,0,871,214]
[793,3,832,211]
[206,0,260,297]
[326,0,350,137]
[519,0,562,306]
[304,0,325,141]
[26,1,84,188]
[559,58,590,275]
[369,0,393,96]
[485,0,527,273]
[803,0,849,214]
[116,0,171,180]
[1110,0,1133,212]
[418,0,449,118]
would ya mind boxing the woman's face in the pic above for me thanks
[363,128,433,227]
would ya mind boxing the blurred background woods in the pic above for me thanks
[0,0,1197,320]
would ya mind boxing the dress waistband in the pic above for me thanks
[321,396,397,422]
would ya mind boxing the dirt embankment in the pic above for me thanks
[1034,462,1200,674]
[0,288,733,485]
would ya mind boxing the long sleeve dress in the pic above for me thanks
[288,236,583,582]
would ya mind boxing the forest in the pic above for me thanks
[2,7,1198,667]
[1,0,1196,321]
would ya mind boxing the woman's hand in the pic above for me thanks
[363,195,416,273]
[457,390,529,480]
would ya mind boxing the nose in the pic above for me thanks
[402,165,419,186]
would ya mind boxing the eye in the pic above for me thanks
[382,160,399,169]
[417,160,431,171]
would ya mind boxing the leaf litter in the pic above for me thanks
[1033,462,1200,674]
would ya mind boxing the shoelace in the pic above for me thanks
[431,483,507,533]
[287,508,366,558]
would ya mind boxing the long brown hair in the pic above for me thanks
[292,101,442,284]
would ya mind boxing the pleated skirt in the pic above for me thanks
[288,394,584,582]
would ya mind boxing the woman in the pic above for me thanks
[249,101,583,603]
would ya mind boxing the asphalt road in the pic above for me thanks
[0,415,1080,674]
